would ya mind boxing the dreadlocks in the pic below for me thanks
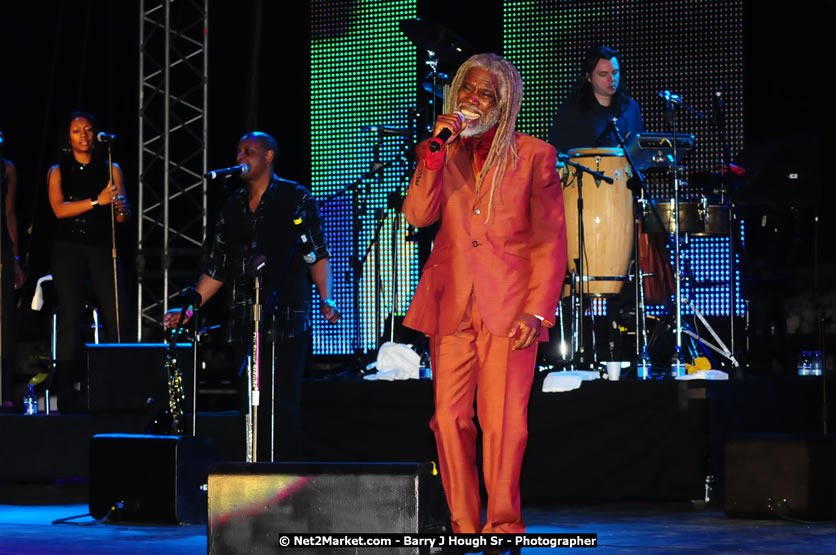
[445,53,523,223]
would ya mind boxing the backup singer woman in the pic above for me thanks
[47,112,131,410]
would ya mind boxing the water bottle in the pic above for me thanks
[671,351,686,378]
[637,346,652,380]
[24,384,38,415]
[811,351,823,376]
[798,350,823,376]
[419,348,432,379]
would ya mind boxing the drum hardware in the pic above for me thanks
[608,119,655,375]
[642,196,730,236]
[682,301,740,368]
[657,91,707,375]
[399,18,472,134]
[398,19,473,65]
[322,147,402,354]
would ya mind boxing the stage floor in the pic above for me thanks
[1,483,835,554]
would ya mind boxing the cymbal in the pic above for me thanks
[399,18,472,63]
[422,81,445,99]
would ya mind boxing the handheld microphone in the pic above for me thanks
[96,131,117,143]
[428,111,468,152]
[292,211,317,264]
[204,163,250,180]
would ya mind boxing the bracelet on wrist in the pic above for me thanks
[90,198,99,207]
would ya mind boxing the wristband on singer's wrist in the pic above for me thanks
[90,198,99,207]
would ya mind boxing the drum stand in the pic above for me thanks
[561,156,614,368]
[608,121,650,365]
[661,93,705,376]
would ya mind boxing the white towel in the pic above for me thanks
[675,369,729,380]
[363,342,421,381]
[542,370,600,392]
[31,274,54,311]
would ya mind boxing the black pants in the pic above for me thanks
[234,330,310,462]
[1,241,17,404]
[51,241,130,405]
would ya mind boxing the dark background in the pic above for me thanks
[0,0,832,376]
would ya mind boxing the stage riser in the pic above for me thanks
[5,378,834,503]
[725,435,836,520]
[207,463,449,555]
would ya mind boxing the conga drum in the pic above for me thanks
[561,147,634,296]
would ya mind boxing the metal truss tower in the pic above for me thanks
[137,0,208,340]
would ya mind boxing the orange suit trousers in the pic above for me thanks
[429,295,536,534]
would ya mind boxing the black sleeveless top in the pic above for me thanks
[54,157,112,246]
[1,160,9,246]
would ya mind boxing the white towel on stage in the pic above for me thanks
[542,370,600,393]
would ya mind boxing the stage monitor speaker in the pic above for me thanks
[724,434,836,520]
[89,433,224,524]
[85,343,194,412]
[207,462,450,555]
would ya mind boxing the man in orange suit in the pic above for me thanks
[403,53,567,535]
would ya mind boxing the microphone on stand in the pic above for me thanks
[361,125,411,137]
[96,132,118,143]
[658,90,683,104]
[204,163,250,180]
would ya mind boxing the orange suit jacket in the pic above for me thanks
[403,133,567,340]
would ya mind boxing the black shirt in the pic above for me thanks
[202,176,330,343]
[548,95,644,155]
[55,157,113,246]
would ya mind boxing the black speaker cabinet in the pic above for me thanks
[207,462,450,554]
[89,433,224,524]
[85,343,194,412]
[725,434,836,520]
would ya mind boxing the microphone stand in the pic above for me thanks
[189,305,199,436]
[322,156,395,355]
[246,256,266,462]
[0,157,5,402]
[561,155,613,368]
[105,142,121,342]
[366,128,411,346]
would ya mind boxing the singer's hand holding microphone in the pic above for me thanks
[428,111,470,153]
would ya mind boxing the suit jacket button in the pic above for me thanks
[472,241,478,247]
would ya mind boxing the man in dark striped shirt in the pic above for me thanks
[165,131,339,461]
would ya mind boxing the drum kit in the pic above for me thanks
[557,109,741,376]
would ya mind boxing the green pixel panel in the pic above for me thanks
[311,0,419,354]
